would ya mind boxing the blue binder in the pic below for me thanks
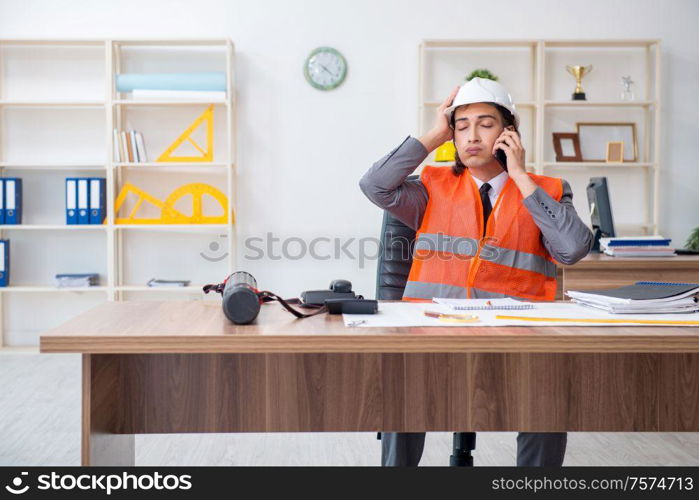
[66,178,78,225]
[0,240,8,287]
[4,178,22,225]
[77,178,89,225]
[88,178,106,224]
[0,178,5,225]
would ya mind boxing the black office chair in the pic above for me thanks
[374,176,476,467]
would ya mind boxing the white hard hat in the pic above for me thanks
[444,77,519,128]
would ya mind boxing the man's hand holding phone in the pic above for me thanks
[493,126,527,180]
[494,127,538,197]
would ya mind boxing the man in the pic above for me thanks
[359,78,593,466]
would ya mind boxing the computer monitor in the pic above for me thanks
[586,177,615,252]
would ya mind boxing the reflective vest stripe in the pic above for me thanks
[470,260,558,301]
[482,244,557,278]
[469,287,511,299]
[403,281,468,299]
[414,232,480,257]
[402,281,515,300]
[413,233,556,279]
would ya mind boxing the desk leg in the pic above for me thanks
[81,354,135,466]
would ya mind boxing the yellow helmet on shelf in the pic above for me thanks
[434,141,456,162]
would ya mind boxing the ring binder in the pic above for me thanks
[77,178,89,224]
[4,178,22,225]
[66,178,78,225]
[0,239,9,287]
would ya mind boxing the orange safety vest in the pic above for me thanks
[402,166,563,302]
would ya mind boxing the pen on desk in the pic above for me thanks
[424,310,479,322]
[347,319,367,327]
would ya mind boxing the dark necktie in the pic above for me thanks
[479,182,492,235]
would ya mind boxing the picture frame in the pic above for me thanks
[576,122,637,162]
[552,132,582,162]
[606,141,624,163]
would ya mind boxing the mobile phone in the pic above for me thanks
[495,148,508,171]
[494,126,517,171]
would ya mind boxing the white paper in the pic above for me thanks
[343,302,699,327]
[343,302,455,327]
[0,241,5,272]
[572,298,699,314]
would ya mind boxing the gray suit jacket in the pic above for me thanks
[359,136,593,265]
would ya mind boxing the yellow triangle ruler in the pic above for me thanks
[157,104,214,162]
[114,182,232,224]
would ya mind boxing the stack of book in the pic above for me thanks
[599,236,675,257]
[147,278,191,288]
[567,281,699,314]
[113,129,148,163]
[55,273,100,288]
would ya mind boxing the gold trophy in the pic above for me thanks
[566,65,593,100]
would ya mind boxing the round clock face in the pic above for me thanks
[304,47,347,91]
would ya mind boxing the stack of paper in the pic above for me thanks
[55,273,99,288]
[147,278,191,288]
[342,301,699,327]
[600,236,675,257]
[567,281,699,314]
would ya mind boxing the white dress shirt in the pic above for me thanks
[470,169,509,207]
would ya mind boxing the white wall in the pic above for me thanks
[1,0,697,299]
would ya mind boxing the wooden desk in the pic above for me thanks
[40,300,699,466]
[557,254,699,298]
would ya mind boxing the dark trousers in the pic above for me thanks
[381,432,567,466]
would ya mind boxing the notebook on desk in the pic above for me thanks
[432,297,535,311]
[567,281,699,314]
[570,282,699,302]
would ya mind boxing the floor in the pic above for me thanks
[1,351,698,466]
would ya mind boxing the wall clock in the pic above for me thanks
[304,47,347,91]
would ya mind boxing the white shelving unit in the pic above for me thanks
[418,39,661,236]
[0,38,236,347]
